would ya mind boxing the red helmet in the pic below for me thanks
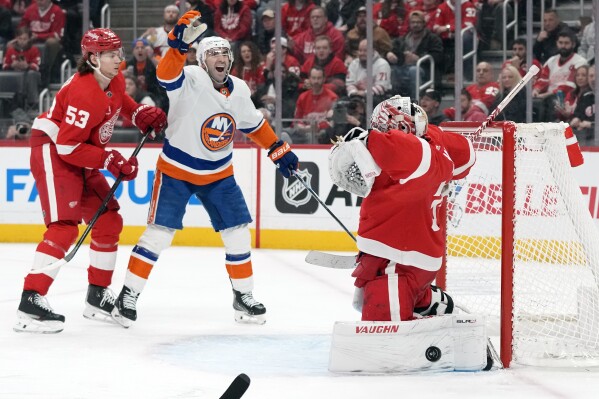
[81,28,122,58]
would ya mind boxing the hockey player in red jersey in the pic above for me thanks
[112,11,299,327]
[341,95,475,322]
[14,28,167,334]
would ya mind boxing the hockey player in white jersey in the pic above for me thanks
[113,11,299,326]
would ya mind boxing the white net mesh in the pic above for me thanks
[442,122,599,367]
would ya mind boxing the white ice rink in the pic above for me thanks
[1,243,599,399]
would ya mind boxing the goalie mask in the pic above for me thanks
[370,96,428,137]
[198,36,234,85]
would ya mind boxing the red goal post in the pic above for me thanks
[437,121,599,368]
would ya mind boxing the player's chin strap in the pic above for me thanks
[87,53,114,82]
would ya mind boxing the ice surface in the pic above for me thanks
[1,244,598,398]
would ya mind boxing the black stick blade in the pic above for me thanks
[219,373,251,399]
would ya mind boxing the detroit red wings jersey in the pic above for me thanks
[357,125,475,271]
[30,72,138,168]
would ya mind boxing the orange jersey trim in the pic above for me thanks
[156,156,234,185]
[156,48,187,81]
[226,261,253,279]
[128,257,153,279]
[247,121,278,149]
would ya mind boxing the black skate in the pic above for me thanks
[232,289,266,325]
[14,290,65,333]
[83,284,120,324]
[113,286,140,328]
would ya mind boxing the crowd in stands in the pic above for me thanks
[0,0,596,145]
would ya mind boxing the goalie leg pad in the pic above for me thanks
[329,314,488,373]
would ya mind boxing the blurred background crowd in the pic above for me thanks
[0,0,596,145]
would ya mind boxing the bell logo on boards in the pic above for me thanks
[275,162,319,214]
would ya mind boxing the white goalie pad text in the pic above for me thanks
[329,314,487,373]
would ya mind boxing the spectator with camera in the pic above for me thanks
[2,26,41,111]
[289,66,338,144]
[321,96,366,144]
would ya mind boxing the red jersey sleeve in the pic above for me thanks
[368,130,432,181]
[428,125,476,179]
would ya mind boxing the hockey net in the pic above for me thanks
[438,121,599,368]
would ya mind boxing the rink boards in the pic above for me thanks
[1,144,599,251]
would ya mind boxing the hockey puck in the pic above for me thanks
[425,346,442,362]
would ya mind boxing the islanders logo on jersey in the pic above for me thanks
[201,113,236,151]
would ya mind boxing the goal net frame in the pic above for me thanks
[437,121,599,368]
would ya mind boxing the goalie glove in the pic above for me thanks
[131,104,167,139]
[103,150,138,181]
[267,140,299,178]
[329,128,381,197]
[167,10,208,53]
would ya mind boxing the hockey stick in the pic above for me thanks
[472,64,540,140]
[305,250,356,269]
[219,373,250,399]
[292,170,357,242]
[30,132,153,275]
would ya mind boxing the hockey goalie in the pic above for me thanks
[327,95,490,373]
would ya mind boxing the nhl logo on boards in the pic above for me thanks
[275,162,319,214]
[201,113,236,151]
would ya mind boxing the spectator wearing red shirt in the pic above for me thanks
[300,35,347,96]
[419,0,440,31]
[374,0,411,38]
[291,6,345,64]
[443,61,499,120]
[432,0,476,77]
[19,0,65,86]
[231,41,265,96]
[214,0,252,48]
[460,88,486,122]
[2,26,41,109]
[281,0,315,39]
[291,66,338,144]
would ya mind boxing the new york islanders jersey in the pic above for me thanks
[357,125,475,271]
[30,72,138,169]
[156,49,278,185]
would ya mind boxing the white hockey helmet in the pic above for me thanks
[370,95,428,137]
[197,36,233,82]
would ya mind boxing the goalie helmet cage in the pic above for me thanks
[437,121,599,368]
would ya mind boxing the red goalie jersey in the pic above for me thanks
[357,124,475,272]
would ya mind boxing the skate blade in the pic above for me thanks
[111,308,133,329]
[14,311,64,334]
[83,304,119,325]
[234,310,266,325]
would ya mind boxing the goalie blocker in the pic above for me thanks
[329,314,488,373]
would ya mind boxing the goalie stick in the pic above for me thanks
[292,170,356,242]
[472,64,540,140]
[219,373,250,399]
[30,131,154,275]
